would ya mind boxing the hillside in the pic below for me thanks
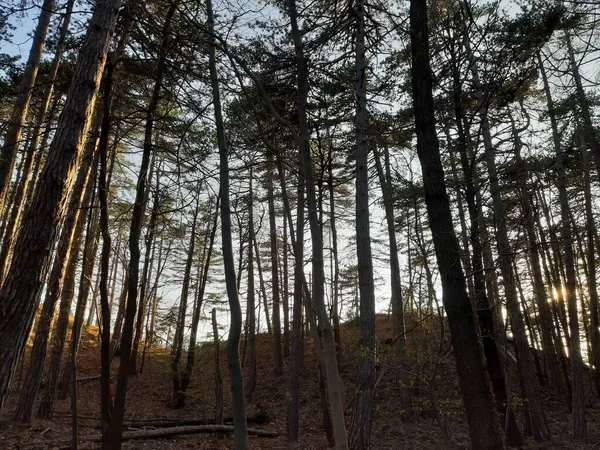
[1,314,599,449]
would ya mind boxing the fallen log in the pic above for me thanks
[125,414,268,429]
[74,425,278,442]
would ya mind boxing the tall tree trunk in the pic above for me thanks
[104,2,176,445]
[180,197,219,398]
[373,145,413,421]
[286,168,305,441]
[0,0,121,411]
[449,48,521,446]
[267,152,283,375]
[247,173,257,397]
[409,1,504,448]
[582,140,600,396]
[350,2,376,447]
[282,208,290,358]
[469,53,549,439]
[207,0,248,446]
[0,0,74,281]
[539,50,586,440]
[172,203,199,408]
[130,162,160,374]
[212,308,224,425]
[509,109,560,389]
[14,119,99,422]
[288,1,348,447]
[327,144,341,350]
[0,0,55,210]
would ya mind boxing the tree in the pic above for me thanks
[0,0,123,411]
[409,0,504,448]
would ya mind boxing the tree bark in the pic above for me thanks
[350,1,376,447]
[468,51,549,439]
[246,172,257,397]
[207,0,249,446]
[0,0,121,411]
[288,1,348,447]
[286,167,305,441]
[373,145,413,421]
[581,139,600,397]
[0,0,55,210]
[172,203,199,408]
[267,151,283,375]
[212,308,224,424]
[409,1,504,448]
[14,117,99,422]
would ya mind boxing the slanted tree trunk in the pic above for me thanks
[0,0,55,211]
[254,235,272,335]
[58,187,101,401]
[207,0,248,446]
[582,140,600,396]
[350,2,376,447]
[0,0,74,282]
[14,118,99,422]
[0,0,121,411]
[509,109,560,389]
[180,197,219,398]
[449,47,521,445]
[566,33,600,177]
[539,51,586,441]
[409,1,504,448]
[141,238,170,374]
[288,1,348,447]
[469,51,549,439]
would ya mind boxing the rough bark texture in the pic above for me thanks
[0,0,55,209]
[0,0,121,412]
[409,1,504,448]
[14,120,99,422]
[0,0,74,281]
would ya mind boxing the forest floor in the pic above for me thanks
[1,314,599,449]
